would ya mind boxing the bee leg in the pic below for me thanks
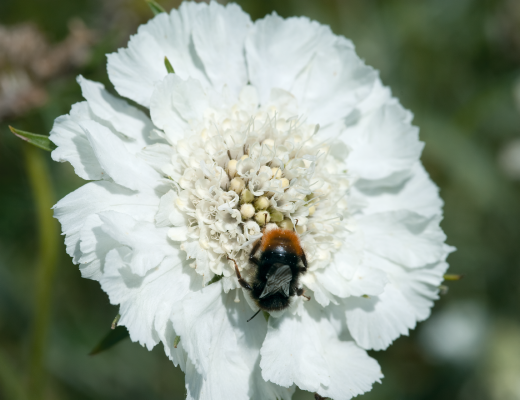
[249,240,261,266]
[314,394,328,400]
[227,256,253,291]
[297,287,311,301]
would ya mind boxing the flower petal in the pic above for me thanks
[246,13,335,104]
[343,252,449,350]
[181,286,294,400]
[79,119,161,191]
[97,211,179,276]
[77,75,154,151]
[99,250,193,352]
[343,284,416,351]
[313,264,388,301]
[50,102,104,180]
[358,210,446,268]
[291,36,377,127]
[150,74,209,144]
[261,302,382,398]
[315,336,383,400]
[107,2,249,108]
[180,282,250,399]
[190,2,251,97]
[107,4,209,107]
[343,102,423,182]
[53,180,159,262]
[77,214,119,280]
[353,162,443,218]
[260,305,330,392]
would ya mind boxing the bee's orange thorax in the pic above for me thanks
[260,228,302,255]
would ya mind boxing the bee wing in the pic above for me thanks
[259,265,292,298]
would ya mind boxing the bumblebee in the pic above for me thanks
[229,227,310,321]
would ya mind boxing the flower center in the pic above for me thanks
[167,87,351,286]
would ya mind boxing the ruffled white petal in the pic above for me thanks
[315,331,383,400]
[246,13,335,104]
[353,162,443,218]
[99,251,194,351]
[180,285,294,400]
[76,76,154,151]
[313,264,388,302]
[180,283,250,399]
[291,36,376,127]
[343,252,449,350]
[150,74,210,144]
[260,304,330,392]
[53,180,159,262]
[79,119,161,191]
[50,102,104,180]
[343,284,416,351]
[358,210,446,268]
[107,2,250,107]
[138,143,173,173]
[77,214,119,280]
[343,102,423,182]
[261,303,382,398]
[97,211,179,276]
[107,7,207,107]
[190,2,251,97]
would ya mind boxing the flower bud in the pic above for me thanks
[271,167,283,179]
[230,177,245,194]
[240,154,249,161]
[280,178,290,188]
[254,196,269,210]
[308,205,316,216]
[278,218,294,230]
[269,210,284,222]
[240,203,255,220]
[227,159,238,178]
[255,211,270,226]
[240,189,254,204]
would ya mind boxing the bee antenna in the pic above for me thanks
[247,309,262,322]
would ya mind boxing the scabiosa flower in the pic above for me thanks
[50,2,453,399]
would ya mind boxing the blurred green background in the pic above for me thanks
[1,0,520,399]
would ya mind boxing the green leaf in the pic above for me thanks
[146,0,166,16]
[164,56,175,74]
[207,274,223,285]
[9,126,56,152]
[89,326,129,356]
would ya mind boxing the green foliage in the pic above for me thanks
[146,0,166,16]
[164,56,175,74]
[9,126,56,152]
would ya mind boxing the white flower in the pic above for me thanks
[50,2,453,399]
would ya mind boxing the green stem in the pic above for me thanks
[0,347,28,400]
[23,145,59,400]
